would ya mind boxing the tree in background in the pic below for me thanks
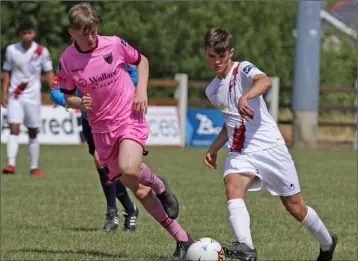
[1,1,356,106]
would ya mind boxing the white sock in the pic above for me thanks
[28,138,39,170]
[7,134,19,167]
[301,206,333,251]
[227,198,254,249]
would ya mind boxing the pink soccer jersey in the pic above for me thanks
[58,35,141,133]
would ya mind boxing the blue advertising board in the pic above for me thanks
[186,108,227,147]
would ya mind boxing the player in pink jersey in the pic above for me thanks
[203,28,337,261]
[58,3,193,259]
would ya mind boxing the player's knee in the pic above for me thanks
[119,162,140,177]
[9,124,20,135]
[282,195,306,221]
[286,204,306,221]
[27,127,38,138]
[10,129,20,135]
[225,182,245,200]
[134,184,151,200]
[28,131,38,139]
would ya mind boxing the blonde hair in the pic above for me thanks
[68,3,100,32]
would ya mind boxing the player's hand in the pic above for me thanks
[238,95,254,121]
[81,94,92,111]
[204,149,218,170]
[133,90,148,113]
[1,94,8,108]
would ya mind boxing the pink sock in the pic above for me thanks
[139,163,165,194]
[148,196,188,242]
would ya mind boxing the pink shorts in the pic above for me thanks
[92,117,149,181]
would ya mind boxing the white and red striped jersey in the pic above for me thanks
[3,41,53,103]
[205,61,285,154]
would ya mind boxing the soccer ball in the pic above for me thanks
[186,237,225,261]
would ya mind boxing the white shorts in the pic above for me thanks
[7,98,41,128]
[223,144,301,196]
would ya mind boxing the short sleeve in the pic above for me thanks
[41,47,53,72]
[50,84,66,107]
[239,61,266,83]
[116,36,141,65]
[2,46,12,72]
[57,58,76,95]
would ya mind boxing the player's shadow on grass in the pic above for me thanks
[17,224,99,232]
[70,227,99,232]
[13,248,125,258]
[17,224,47,230]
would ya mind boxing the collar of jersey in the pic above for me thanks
[18,41,35,53]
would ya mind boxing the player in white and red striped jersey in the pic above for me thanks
[1,19,54,177]
[203,28,337,261]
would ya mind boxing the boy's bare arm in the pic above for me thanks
[209,124,228,153]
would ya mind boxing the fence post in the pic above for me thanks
[354,80,357,150]
[268,77,280,123]
[175,73,188,148]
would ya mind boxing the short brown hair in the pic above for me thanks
[204,28,233,53]
[68,3,100,32]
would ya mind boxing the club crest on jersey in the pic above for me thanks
[77,79,87,88]
[103,53,113,64]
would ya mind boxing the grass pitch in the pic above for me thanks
[1,145,356,260]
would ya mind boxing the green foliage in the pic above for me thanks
[1,1,356,105]
[320,27,357,106]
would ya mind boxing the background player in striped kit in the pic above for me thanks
[2,19,54,177]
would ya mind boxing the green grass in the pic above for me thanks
[1,145,357,261]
